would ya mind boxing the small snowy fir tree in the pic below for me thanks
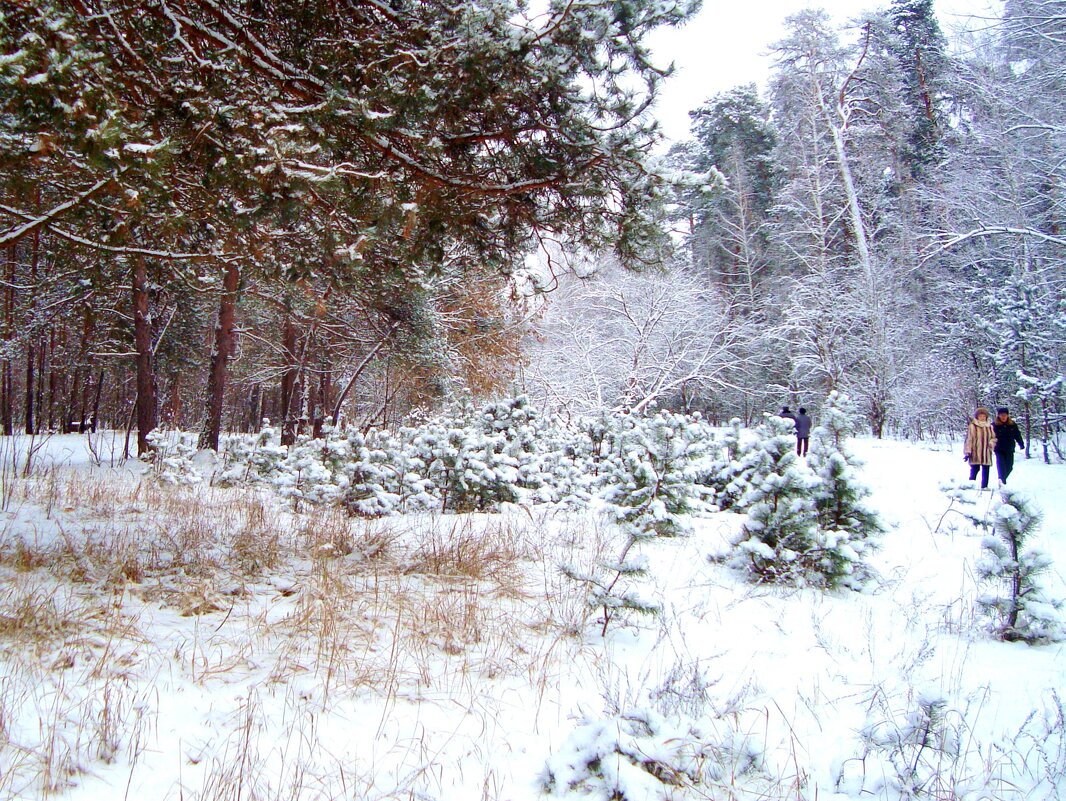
[479,395,549,501]
[805,391,883,587]
[855,691,965,799]
[537,415,596,508]
[975,489,1064,643]
[540,708,768,801]
[274,434,342,509]
[144,430,202,485]
[808,392,882,536]
[340,429,404,517]
[215,423,287,486]
[564,411,709,636]
[600,411,706,540]
[709,417,757,511]
[727,414,823,585]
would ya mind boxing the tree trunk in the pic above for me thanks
[90,368,104,433]
[2,245,14,435]
[34,338,45,433]
[330,321,399,427]
[133,257,158,455]
[199,261,241,451]
[24,226,41,435]
[313,352,332,439]
[279,311,298,446]
[246,384,261,433]
[24,344,35,434]
[46,327,57,431]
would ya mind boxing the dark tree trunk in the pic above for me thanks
[133,258,158,455]
[46,327,57,431]
[313,352,331,438]
[24,344,34,434]
[163,371,182,427]
[279,311,298,446]
[78,360,94,432]
[199,261,241,451]
[65,365,83,433]
[90,368,104,433]
[245,384,261,433]
[2,245,14,435]
[24,227,40,434]
[34,333,45,433]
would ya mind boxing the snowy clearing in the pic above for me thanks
[0,431,1063,801]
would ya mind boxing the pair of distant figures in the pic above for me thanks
[964,406,1026,490]
[777,406,812,456]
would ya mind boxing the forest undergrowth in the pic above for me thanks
[0,449,1063,801]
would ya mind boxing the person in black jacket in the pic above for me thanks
[992,407,1025,485]
[794,407,812,456]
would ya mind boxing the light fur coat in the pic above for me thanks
[965,418,997,466]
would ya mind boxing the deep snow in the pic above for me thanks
[0,430,1062,800]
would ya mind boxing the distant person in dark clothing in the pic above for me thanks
[778,406,796,423]
[992,407,1025,485]
[794,407,812,456]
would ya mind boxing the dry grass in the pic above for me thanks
[0,465,621,800]
[402,514,532,586]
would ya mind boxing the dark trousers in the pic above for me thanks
[995,451,1015,483]
[969,463,990,488]
[797,437,809,456]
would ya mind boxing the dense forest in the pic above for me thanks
[0,0,1063,459]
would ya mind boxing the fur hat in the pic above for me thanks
[996,407,1009,415]
[975,406,991,418]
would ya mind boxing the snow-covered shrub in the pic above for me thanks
[411,420,480,512]
[975,489,1064,643]
[560,552,660,637]
[808,391,884,539]
[600,411,710,540]
[479,394,549,499]
[273,434,342,508]
[216,425,287,486]
[853,691,967,800]
[536,417,596,508]
[144,430,202,485]
[563,412,711,635]
[706,417,756,510]
[727,415,823,585]
[540,708,767,801]
[806,391,883,588]
[336,429,400,517]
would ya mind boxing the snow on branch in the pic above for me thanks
[921,226,1066,263]
[0,173,119,248]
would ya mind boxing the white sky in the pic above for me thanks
[648,0,1004,144]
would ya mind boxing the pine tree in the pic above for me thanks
[563,411,711,635]
[708,417,756,511]
[976,489,1064,643]
[802,393,883,588]
[808,391,884,539]
[685,84,776,307]
[727,415,822,585]
[887,0,950,175]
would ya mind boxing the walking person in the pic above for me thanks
[992,406,1025,485]
[778,406,796,423]
[964,407,997,490]
[794,407,812,456]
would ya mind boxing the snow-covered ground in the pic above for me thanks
[0,431,1063,800]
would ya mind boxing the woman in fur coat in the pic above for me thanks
[964,407,997,489]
